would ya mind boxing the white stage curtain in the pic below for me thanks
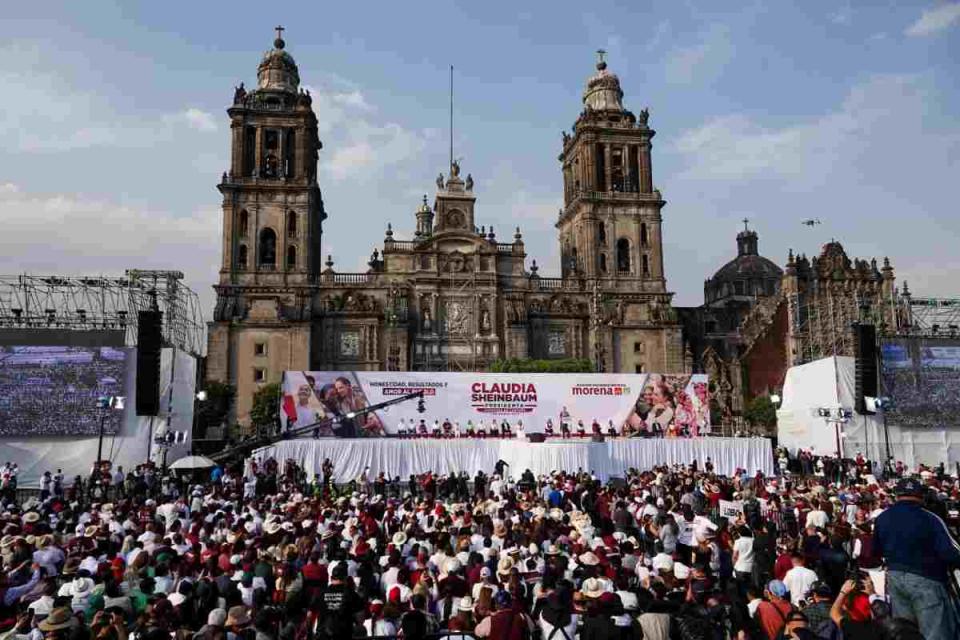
[254,437,774,484]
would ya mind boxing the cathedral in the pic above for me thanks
[205,32,687,424]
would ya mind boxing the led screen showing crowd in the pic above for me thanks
[881,337,960,428]
[0,346,127,436]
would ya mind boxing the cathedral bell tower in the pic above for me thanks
[207,28,326,426]
[216,27,325,291]
[556,51,665,287]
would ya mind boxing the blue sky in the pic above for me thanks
[0,1,958,315]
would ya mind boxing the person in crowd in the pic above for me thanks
[874,476,960,640]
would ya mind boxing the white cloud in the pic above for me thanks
[905,2,960,36]
[0,184,220,317]
[830,6,853,25]
[664,25,732,85]
[305,83,432,182]
[665,73,960,303]
[181,108,218,132]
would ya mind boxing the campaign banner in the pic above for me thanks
[279,371,709,438]
[718,500,743,520]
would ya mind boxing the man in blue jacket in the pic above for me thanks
[874,476,960,640]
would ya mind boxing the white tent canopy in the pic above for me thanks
[777,355,960,469]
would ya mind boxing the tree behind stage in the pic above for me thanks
[490,358,594,373]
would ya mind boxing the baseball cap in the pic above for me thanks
[895,477,925,498]
[767,580,788,598]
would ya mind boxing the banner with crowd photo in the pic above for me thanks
[279,371,709,438]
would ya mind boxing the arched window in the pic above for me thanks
[599,253,607,273]
[616,239,630,272]
[286,245,297,270]
[259,228,277,269]
[640,223,648,247]
[237,245,248,270]
[286,211,297,238]
[239,210,249,237]
[598,222,607,245]
[642,254,650,277]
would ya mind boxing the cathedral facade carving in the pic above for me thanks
[205,37,686,424]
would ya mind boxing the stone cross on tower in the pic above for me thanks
[596,49,607,68]
[275,25,285,39]
[742,217,750,232]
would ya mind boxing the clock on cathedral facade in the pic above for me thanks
[205,34,688,425]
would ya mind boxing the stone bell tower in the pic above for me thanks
[207,27,326,425]
[556,51,666,287]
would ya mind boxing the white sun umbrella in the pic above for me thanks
[169,455,217,470]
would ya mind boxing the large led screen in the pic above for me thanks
[881,337,960,428]
[0,346,128,437]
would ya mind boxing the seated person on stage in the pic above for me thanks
[417,419,428,437]
[453,420,461,438]
[606,419,618,437]
[515,419,525,439]
[544,418,555,437]
[442,418,453,438]
[397,418,407,437]
[477,419,487,438]
[560,419,572,438]
[465,420,475,437]
[577,419,587,438]
[432,419,442,437]
[591,418,602,436]
[500,420,512,437]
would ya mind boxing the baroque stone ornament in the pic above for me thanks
[340,331,360,357]
[445,300,469,335]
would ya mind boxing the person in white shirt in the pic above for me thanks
[732,525,755,585]
[782,552,819,606]
[805,500,829,529]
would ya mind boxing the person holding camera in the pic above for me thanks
[874,476,960,640]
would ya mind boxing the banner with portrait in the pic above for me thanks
[280,371,710,438]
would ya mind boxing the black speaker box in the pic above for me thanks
[854,323,878,414]
[136,310,163,416]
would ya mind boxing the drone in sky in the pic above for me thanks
[801,218,822,227]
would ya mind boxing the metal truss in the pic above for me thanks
[897,296,960,338]
[0,271,206,356]
[789,286,893,364]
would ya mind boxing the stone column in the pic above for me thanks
[639,139,653,193]
[603,144,613,192]
[230,123,243,177]
[254,127,263,177]
[623,144,632,191]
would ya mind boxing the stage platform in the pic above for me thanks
[254,436,774,483]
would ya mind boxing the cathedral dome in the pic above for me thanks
[705,227,783,304]
[257,30,300,93]
[583,53,624,112]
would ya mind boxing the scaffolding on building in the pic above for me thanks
[0,271,206,356]
[898,295,960,338]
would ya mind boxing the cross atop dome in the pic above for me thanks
[274,25,285,49]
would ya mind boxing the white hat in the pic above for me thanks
[652,553,674,573]
[458,596,474,612]
[674,562,690,580]
[578,551,600,567]
[168,592,187,607]
[581,577,605,599]
[392,531,407,546]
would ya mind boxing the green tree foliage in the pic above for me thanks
[195,381,235,434]
[743,395,778,429]
[489,358,594,373]
[249,382,281,429]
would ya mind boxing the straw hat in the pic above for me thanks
[38,608,76,632]
[264,522,282,535]
[458,596,474,612]
[225,605,251,627]
[497,557,514,576]
[392,531,408,546]
[23,512,40,524]
[578,551,600,567]
[84,525,99,538]
[581,577,605,599]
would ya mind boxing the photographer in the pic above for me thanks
[874,477,960,640]
[828,579,876,640]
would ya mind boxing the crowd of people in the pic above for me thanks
[0,347,125,437]
[0,450,955,640]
